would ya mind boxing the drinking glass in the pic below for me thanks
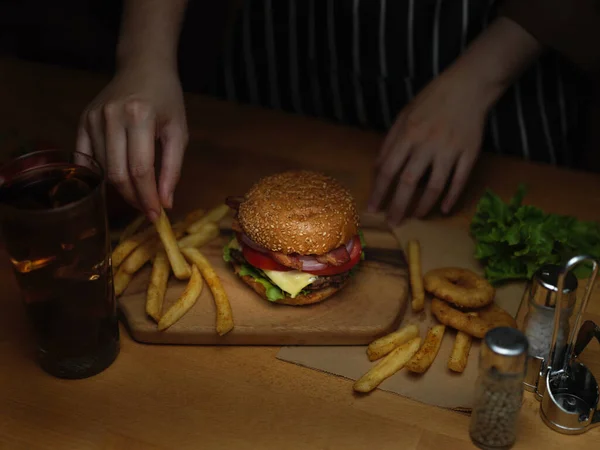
[0,149,120,379]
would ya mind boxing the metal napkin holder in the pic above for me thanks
[528,255,600,434]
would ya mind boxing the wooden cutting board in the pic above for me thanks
[117,218,409,345]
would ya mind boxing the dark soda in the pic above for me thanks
[0,161,119,378]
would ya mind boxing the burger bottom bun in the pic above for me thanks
[232,263,348,306]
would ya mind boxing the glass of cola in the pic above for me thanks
[0,149,119,379]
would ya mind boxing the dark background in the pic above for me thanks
[0,0,231,94]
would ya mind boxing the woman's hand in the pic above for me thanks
[77,64,187,223]
[368,17,543,225]
[368,66,489,224]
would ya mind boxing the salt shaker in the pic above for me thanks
[519,264,577,396]
[469,327,528,450]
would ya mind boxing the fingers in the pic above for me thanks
[158,121,188,209]
[76,125,93,157]
[442,151,477,214]
[84,109,106,169]
[125,100,162,222]
[412,153,454,218]
[375,114,404,167]
[387,151,433,225]
[368,138,412,213]
[104,103,139,208]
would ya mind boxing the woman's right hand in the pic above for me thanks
[76,64,188,222]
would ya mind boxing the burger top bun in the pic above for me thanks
[237,170,359,255]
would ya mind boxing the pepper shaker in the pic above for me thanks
[469,327,529,450]
[519,264,577,397]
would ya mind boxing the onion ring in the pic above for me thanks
[430,298,516,339]
[424,267,495,309]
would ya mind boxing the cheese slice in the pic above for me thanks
[262,269,317,298]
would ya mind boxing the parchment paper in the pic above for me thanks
[277,219,526,410]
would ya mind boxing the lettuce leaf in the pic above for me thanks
[470,185,600,284]
[222,237,285,301]
[237,264,285,302]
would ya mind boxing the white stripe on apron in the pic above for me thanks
[289,0,302,113]
[535,62,556,164]
[352,0,367,125]
[514,80,530,159]
[264,0,281,109]
[432,0,443,76]
[406,0,415,100]
[407,0,415,78]
[327,0,344,121]
[307,0,323,116]
[243,1,259,104]
[483,0,500,153]
[461,0,469,51]
[378,0,392,128]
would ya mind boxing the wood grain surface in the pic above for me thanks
[1,58,599,450]
[118,226,408,346]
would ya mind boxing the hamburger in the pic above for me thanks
[223,170,364,305]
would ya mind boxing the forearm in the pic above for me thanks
[116,0,189,71]
[447,16,542,109]
[499,0,600,75]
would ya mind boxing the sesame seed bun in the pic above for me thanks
[232,263,348,305]
[237,170,359,255]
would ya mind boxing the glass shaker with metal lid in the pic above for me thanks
[519,264,577,396]
[469,327,529,450]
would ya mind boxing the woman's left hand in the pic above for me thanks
[367,66,491,225]
[368,16,543,225]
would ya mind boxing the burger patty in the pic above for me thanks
[230,249,351,291]
[303,272,351,290]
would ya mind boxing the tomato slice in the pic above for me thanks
[241,245,292,271]
[304,236,363,276]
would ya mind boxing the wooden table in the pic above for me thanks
[1,58,599,449]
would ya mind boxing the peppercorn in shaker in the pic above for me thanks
[469,327,528,450]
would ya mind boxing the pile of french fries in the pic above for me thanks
[111,204,234,335]
[353,239,473,393]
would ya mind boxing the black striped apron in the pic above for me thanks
[206,0,589,167]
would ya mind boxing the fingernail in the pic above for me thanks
[148,209,159,223]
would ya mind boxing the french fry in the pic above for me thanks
[186,204,230,233]
[448,313,477,373]
[145,249,170,322]
[121,218,189,275]
[119,215,146,243]
[121,236,160,274]
[366,324,420,361]
[407,239,425,312]
[113,267,133,296]
[177,222,220,249]
[158,265,203,331]
[183,208,206,227]
[155,208,191,280]
[353,337,422,393]
[181,247,234,335]
[111,225,156,268]
[406,324,446,374]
